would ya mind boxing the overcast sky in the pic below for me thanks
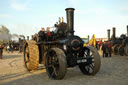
[0,0,128,38]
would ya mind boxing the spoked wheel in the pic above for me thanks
[23,40,39,71]
[46,48,67,80]
[124,45,128,56]
[79,46,101,75]
[118,45,124,56]
[113,44,120,55]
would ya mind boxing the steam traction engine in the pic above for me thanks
[23,8,101,80]
[108,26,128,56]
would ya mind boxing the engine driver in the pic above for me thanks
[38,27,46,42]
[46,27,51,41]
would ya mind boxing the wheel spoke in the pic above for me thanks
[53,67,57,76]
[50,65,57,76]
[89,64,94,69]
[86,66,90,72]
[84,52,87,56]
[51,70,55,76]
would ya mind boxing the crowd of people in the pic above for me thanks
[86,40,113,58]
[32,27,52,42]
[95,40,113,58]
[38,27,51,42]
[101,41,112,57]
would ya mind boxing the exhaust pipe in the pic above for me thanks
[65,8,75,36]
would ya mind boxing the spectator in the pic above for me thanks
[107,41,112,57]
[38,27,46,42]
[0,45,4,59]
[102,42,107,58]
[46,27,51,41]
[7,45,10,53]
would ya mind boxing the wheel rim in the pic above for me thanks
[79,46,101,75]
[24,45,30,69]
[47,51,59,78]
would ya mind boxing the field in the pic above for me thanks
[0,51,128,85]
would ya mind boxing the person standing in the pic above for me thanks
[19,38,23,53]
[0,45,4,59]
[38,27,46,42]
[46,27,51,41]
[38,27,46,65]
[102,42,107,58]
[9,41,13,53]
[107,41,112,57]
[7,45,10,53]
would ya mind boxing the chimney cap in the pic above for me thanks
[65,8,75,11]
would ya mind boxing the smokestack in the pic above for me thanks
[27,36,29,40]
[107,29,110,41]
[65,8,75,36]
[127,25,128,36]
[112,27,116,40]
[88,35,90,43]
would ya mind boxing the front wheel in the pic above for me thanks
[118,45,124,56]
[79,46,101,75]
[46,48,67,80]
[113,44,120,55]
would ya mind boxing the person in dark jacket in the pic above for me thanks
[0,45,4,59]
[107,41,112,57]
[38,27,46,42]
[102,42,107,58]
[38,28,46,64]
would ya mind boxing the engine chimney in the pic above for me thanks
[112,27,116,40]
[107,29,110,41]
[27,36,29,40]
[127,25,128,36]
[65,8,75,36]
[88,35,90,43]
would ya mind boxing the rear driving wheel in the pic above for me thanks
[23,40,39,71]
[46,48,67,80]
[79,46,101,75]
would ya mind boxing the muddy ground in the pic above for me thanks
[0,51,128,85]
